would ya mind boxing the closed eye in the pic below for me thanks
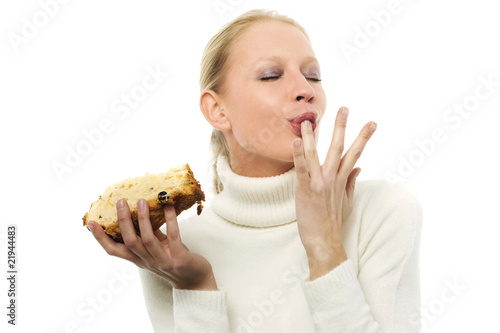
[259,75,321,82]
[261,76,321,82]
[260,76,281,81]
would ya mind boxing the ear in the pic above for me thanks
[200,90,231,131]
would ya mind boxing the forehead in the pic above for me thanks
[229,20,315,66]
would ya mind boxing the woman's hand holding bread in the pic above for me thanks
[87,199,218,291]
[83,165,215,291]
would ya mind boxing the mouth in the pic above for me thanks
[288,112,318,137]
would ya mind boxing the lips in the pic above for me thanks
[288,112,318,137]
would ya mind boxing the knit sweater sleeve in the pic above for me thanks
[138,268,230,332]
[299,180,423,333]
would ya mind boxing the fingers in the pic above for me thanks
[117,199,138,243]
[89,200,188,274]
[323,107,349,178]
[323,107,376,182]
[292,119,324,186]
[345,168,361,202]
[87,220,144,267]
[137,199,167,260]
[300,120,323,186]
[153,228,168,242]
[117,199,163,267]
[292,138,309,184]
[338,121,376,179]
[117,200,147,252]
[163,205,184,258]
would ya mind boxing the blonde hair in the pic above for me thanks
[200,9,309,194]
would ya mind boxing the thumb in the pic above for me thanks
[349,167,362,185]
[342,168,361,222]
[346,168,361,200]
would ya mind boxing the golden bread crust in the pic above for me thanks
[82,164,204,243]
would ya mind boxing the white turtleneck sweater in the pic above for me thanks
[139,155,423,333]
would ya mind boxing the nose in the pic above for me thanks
[292,74,316,103]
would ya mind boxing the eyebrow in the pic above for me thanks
[253,55,320,67]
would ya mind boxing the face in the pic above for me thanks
[217,20,327,176]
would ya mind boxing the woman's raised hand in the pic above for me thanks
[292,106,376,280]
[87,199,218,291]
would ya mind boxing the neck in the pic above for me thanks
[230,151,294,178]
[211,154,297,228]
[227,135,294,177]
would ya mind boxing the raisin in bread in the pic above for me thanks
[82,164,204,243]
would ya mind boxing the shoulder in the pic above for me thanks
[354,179,423,221]
[353,179,423,257]
[356,179,421,206]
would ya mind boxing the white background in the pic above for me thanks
[1,0,499,332]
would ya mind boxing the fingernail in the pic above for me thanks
[294,139,301,147]
[87,221,95,232]
[369,122,377,132]
[137,199,144,209]
[302,120,310,127]
[117,199,125,209]
[164,205,174,214]
[342,107,349,118]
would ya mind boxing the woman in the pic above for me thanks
[87,9,423,332]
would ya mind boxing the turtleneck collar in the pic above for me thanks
[210,155,297,228]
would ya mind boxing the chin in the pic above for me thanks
[266,143,296,164]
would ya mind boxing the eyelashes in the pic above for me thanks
[259,71,322,82]
[260,76,322,82]
[260,76,281,81]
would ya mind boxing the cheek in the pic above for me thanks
[317,88,327,112]
[228,87,282,141]
[242,117,294,156]
[231,114,275,153]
